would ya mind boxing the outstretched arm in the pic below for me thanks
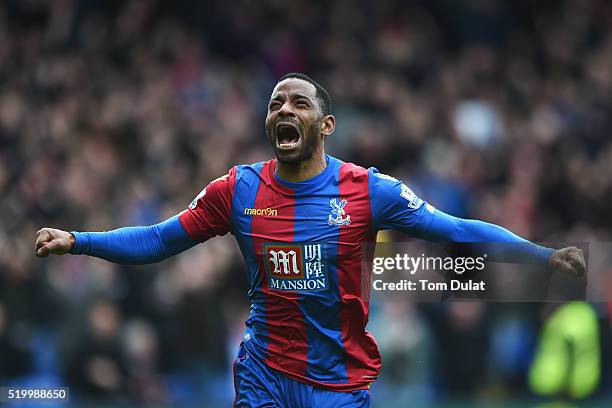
[368,168,586,276]
[420,209,554,263]
[36,167,237,265]
[35,215,197,264]
[418,209,586,276]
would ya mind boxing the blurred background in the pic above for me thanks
[1,0,612,406]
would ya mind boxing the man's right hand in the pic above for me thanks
[35,228,75,257]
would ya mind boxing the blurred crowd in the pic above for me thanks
[0,0,611,406]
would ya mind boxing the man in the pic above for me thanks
[35,73,585,407]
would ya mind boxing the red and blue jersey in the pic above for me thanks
[179,155,436,391]
[70,158,553,392]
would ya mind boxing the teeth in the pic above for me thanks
[278,142,298,149]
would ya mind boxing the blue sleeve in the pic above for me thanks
[368,168,553,265]
[69,214,197,264]
[418,208,553,265]
[368,168,436,235]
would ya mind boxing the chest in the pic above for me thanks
[233,190,371,244]
[234,192,372,292]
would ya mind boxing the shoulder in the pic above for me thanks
[235,160,269,178]
[367,168,416,204]
[332,157,370,182]
[233,159,274,179]
[367,169,427,211]
[368,167,401,187]
[330,157,398,184]
[233,159,275,191]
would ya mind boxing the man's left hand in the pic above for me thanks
[548,246,586,277]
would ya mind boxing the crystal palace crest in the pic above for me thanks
[327,198,351,226]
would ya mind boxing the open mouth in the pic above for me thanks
[275,122,301,150]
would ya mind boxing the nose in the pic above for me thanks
[277,101,295,118]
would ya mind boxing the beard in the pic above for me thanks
[266,122,321,165]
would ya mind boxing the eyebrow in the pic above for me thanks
[270,93,313,102]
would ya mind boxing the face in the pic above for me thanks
[265,78,331,164]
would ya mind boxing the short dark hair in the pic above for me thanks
[277,72,331,116]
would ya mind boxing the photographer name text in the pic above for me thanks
[373,279,486,292]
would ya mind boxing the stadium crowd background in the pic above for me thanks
[1,0,612,406]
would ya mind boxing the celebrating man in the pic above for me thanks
[36,73,585,407]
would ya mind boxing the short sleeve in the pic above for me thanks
[368,168,436,235]
[178,167,236,242]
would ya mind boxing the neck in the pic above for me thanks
[275,151,327,182]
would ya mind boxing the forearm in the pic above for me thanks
[70,215,197,264]
[421,210,553,265]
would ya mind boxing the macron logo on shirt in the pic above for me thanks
[244,207,278,217]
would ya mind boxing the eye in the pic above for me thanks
[295,101,310,108]
[269,101,281,110]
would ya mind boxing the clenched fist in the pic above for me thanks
[548,246,586,277]
[35,228,75,257]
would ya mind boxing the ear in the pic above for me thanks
[320,115,335,137]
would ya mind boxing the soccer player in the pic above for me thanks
[35,73,585,407]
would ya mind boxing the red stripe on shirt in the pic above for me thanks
[179,167,236,242]
[252,160,309,378]
[337,162,382,385]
